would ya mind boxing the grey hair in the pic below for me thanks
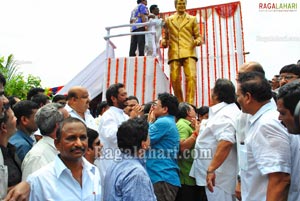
[34,103,64,136]
[177,102,191,119]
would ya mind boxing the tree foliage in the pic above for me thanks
[0,54,42,100]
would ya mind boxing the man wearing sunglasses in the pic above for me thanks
[0,73,21,199]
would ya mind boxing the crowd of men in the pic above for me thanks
[1,0,300,200]
[1,58,300,201]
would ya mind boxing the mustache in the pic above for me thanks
[70,146,86,153]
[281,121,286,127]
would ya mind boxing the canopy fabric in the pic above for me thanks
[56,45,115,99]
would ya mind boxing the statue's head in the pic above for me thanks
[175,0,187,13]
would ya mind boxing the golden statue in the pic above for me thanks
[162,0,202,104]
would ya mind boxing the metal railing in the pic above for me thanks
[104,21,156,58]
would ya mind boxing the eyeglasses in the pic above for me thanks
[152,102,163,108]
[279,75,299,81]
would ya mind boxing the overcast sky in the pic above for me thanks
[0,0,299,87]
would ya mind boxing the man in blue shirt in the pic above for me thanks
[9,100,39,161]
[147,92,181,201]
[129,0,148,56]
[104,117,156,201]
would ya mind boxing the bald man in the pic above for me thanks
[65,86,98,131]
[238,61,265,76]
[235,61,265,200]
[235,61,278,201]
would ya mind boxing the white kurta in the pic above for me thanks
[94,106,129,200]
[21,136,57,181]
[65,104,98,131]
[190,102,240,196]
[240,102,291,201]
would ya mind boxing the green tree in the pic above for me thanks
[0,54,42,100]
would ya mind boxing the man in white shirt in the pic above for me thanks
[65,86,98,131]
[95,83,129,196]
[190,79,240,201]
[21,103,69,180]
[26,117,101,200]
[277,81,300,201]
[236,71,291,201]
[145,4,164,57]
[235,61,273,200]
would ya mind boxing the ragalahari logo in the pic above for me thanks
[259,2,297,12]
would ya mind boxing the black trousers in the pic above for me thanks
[153,181,179,201]
[175,185,208,201]
[129,27,145,56]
